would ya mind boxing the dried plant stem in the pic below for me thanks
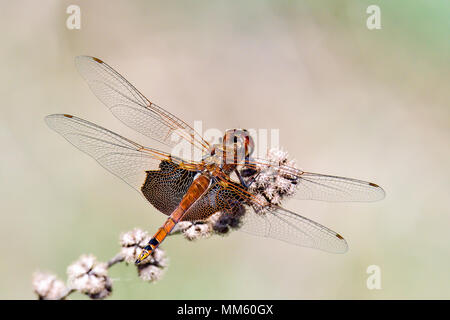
[59,288,75,300]
[107,253,125,268]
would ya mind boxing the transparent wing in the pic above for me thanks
[45,114,184,192]
[74,56,209,154]
[212,175,348,253]
[240,206,348,253]
[293,172,385,202]
[241,157,385,202]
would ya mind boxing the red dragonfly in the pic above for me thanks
[46,56,385,264]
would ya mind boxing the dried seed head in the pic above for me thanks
[209,205,245,234]
[67,254,111,296]
[137,264,165,282]
[88,276,112,300]
[136,247,168,282]
[248,148,298,210]
[170,205,246,239]
[183,222,212,240]
[32,272,68,300]
[119,228,151,264]
[171,221,213,241]
[150,247,168,268]
[138,263,164,282]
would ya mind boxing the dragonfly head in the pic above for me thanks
[210,129,255,165]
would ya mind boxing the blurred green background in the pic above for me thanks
[1,0,449,299]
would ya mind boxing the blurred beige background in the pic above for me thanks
[1,0,449,299]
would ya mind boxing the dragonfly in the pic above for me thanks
[46,56,385,264]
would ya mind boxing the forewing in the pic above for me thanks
[292,172,385,202]
[74,56,209,154]
[241,158,385,202]
[45,114,180,192]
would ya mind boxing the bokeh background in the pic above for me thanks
[1,0,449,299]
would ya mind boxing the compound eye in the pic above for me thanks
[245,135,255,157]
[223,130,233,143]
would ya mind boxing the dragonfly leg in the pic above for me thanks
[235,168,259,188]
[234,169,249,188]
